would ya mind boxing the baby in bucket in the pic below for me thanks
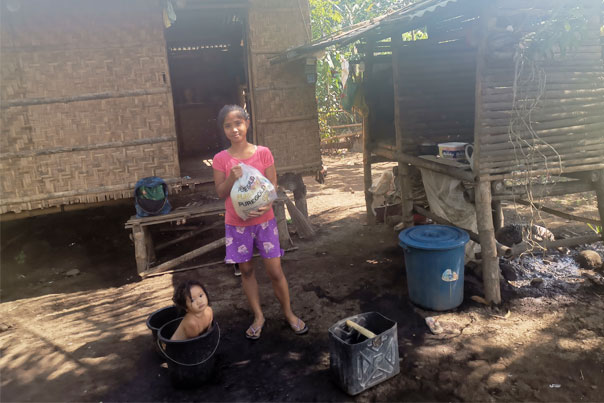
[170,279,214,340]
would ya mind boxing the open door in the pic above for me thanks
[164,3,249,181]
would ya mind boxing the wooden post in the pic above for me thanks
[595,169,604,232]
[363,40,375,225]
[292,174,309,218]
[492,200,504,231]
[363,110,375,225]
[392,32,413,229]
[476,181,501,304]
[473,5,500,303]
[274,199,293,248]
[143,226,156,264]
[132,225,149,274]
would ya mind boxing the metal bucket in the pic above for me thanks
[329,312,400,395]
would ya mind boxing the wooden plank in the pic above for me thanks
[140,237,226,277]
[125,201,224,227]
[514,199,601,225]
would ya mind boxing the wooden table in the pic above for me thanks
[125,200,225,277]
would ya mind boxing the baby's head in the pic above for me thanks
[217,104,249,136]
[172,279,211,313]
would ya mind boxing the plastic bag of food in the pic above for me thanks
[230,163,277,220]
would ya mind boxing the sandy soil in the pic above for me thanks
[1,152,603,402]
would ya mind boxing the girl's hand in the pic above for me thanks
[247,202,273,218]
[228,165,243,181]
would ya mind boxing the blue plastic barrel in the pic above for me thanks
[398,225,469,311]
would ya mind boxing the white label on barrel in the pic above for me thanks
[442,269,458,282]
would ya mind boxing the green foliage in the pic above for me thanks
[310,0,422,136]
[587,224,602,235]
[517,5,590,60]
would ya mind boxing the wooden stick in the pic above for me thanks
[155,221,223,251]
[513,199,601,225]
[345,320,376,339]
[511,234,602,257]
[140,237,226,277]
[144,246,300,278]
[1,87,169,108]
[145,259,225,278]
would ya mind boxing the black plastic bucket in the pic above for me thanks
[157,317,220,388]
[146,306,182,352]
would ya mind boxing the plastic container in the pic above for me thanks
[438,142,467,160]
[329,312,400,395]
[398,225,469,311]
[157,318,220,388]
[146,306,182,352]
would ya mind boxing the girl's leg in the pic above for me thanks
[239,260,265,329]
[263,257,304,327]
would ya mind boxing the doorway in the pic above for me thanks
[164,5,249,181]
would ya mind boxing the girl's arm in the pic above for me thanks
[264,164,277,188]
[214,166,242,199]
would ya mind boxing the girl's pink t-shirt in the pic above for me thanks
[212,145,276,227]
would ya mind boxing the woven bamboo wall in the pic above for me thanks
[0,0,179,214]
[394,40,478,152]
[247,0,322,174]
[476,0,604,179]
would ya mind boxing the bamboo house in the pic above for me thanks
[0,0,321,217]
[274,0,604,303]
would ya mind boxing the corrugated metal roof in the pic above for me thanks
[270,0,461,64]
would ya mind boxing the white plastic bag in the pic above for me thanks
[230,163,277,220]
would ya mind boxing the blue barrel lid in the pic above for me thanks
[398,225,469,251]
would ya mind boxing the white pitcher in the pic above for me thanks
[464,144,474,171]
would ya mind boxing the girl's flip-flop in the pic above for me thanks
[289,318,308,335]
[245,320,265,340]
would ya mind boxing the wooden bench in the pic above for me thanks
[125,200,226,277]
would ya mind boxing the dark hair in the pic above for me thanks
[172,279,211,311]
[216,104,249,135]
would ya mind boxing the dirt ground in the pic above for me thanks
[1,152,603,402]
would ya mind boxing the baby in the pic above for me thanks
[170,279,214,340]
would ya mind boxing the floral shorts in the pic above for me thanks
[224,218,284,264]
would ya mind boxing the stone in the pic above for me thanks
[65,269,80,277]
[530,277,544,288]
[576,250,602,270]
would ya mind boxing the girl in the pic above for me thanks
[171,279,214,340]
[212,105,308,340]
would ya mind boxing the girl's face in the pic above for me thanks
[222,111,249,144]
[185,285,209,314]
